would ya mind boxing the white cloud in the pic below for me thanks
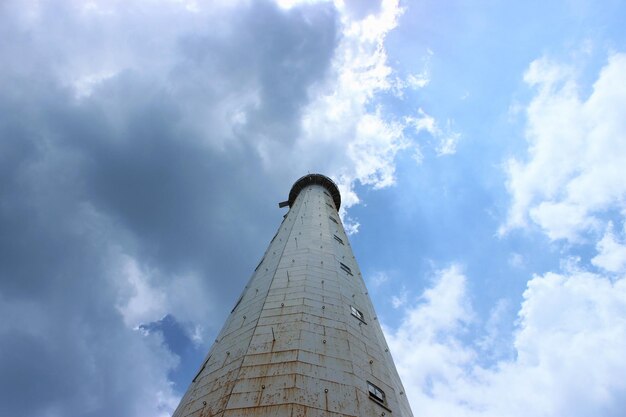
[391,287,408,308]
[116,255,168,328]
[368,271,390,288]
[274,0,428,210]
[342,213,361,235]
[114,255,220,347]
[391,57,431,97]
[475,298,511,357]
[407,108,461,157]
[592,221,626,273]
[406,72,430,89]
[502,52,626,241]
[408,108,437,134]
[73,70,118,98]
[385,265,626,417]
[391,73,431,100]
[383,265,475,404]
[435,127,461,156]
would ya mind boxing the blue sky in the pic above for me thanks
[1,0,625,416]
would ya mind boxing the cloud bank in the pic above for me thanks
[386,264,626,417]
[502,52,626,242]
[0,0,426,415]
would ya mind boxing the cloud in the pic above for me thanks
[286,0,415,207]
[475,298,512,358]
[391,287,408,308]
[407,108,461,157]
[502,52,626,241]
[391,50,432,97]
[592,221,626,273]
[0,0,424,415]
[406,72,431,89]
[467,52,626,415]
[368,271,390,288]
[383,265,475,409]
[385,264,626,417]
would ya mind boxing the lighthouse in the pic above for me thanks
[173,174,413,417]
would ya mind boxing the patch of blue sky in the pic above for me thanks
[351,151,557,333]
[351,0,626,370]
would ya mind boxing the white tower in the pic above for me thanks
[173,174,413,417]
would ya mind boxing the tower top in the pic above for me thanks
[287,173,341,209]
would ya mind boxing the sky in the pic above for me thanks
[1,0,625,416]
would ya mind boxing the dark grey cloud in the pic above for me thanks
[176,1,337,141]
[0,1,338,416]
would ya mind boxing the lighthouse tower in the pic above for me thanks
[173,174,413,417]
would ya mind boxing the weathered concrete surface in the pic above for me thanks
[173,175,413,417]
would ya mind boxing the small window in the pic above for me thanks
[340,262,353,275]
[333,235,344,245]
[324,191,331,197]
[326,202,334,209]
[367,381,386,405]
[329,216,338,224]
[351,305,366,323]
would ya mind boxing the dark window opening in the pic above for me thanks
[329,216,338,224]
[334,235,344,244]
[326,202,334,209]
[367,381,387,405]
[351,305,366,323]
[324,191,331,197]
[340,262,353,275]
